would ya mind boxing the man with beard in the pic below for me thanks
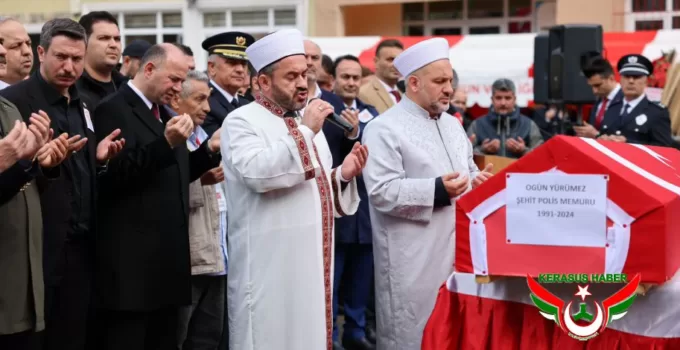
[91,43,221,349]
[221,28,367,350]
[361,38,492,350]
[118,39,151,79]
[0,18,126,350]
[466,78,543,158]
[0,17,33,89]
[202,32,254,137]
[77,11,126,107]
[331,54,378,350]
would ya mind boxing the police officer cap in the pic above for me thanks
[617,54,654,77]
[202,32,255,61]
[122,40,152,58]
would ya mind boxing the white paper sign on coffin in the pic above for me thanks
[505,173,609,248]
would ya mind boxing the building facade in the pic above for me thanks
[0,0,676,70]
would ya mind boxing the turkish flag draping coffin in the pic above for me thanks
[455,136,680,284]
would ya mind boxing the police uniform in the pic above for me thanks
[598,54,674,147]
[201,32,255,137]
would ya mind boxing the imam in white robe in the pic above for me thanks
[361,97,479,350]
[220,95,360,350]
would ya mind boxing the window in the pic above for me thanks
[626,0,680,30]
[401,0,533,35]
[118,12,184,48]
[274,9,296,26]
[632,0,666,12]
[203,8,298,39]
[635,19,664,29]
[232,10,268,27]
[204,12,226,28]
[469,0,504,18]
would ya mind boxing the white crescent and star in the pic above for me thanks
[575,285,592,301]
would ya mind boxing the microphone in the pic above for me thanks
[309,98,354,133]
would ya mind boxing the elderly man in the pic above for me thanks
[168,70,228,349]
[466,78,543,158]
[362,38,493,350]
[221,28,368,350]
[0,17,32,89]
[201,32,254,136]
[91,44,221,349]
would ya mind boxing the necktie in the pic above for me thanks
[621,103,630,118]
[152,104,160,121]
[390,90,401,103]
[594,97,609,129]
[231,98,240,109]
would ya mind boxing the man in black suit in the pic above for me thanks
[201,32,255,136]
[91,43,221,350]
[575,56,622,139]
[0,18,125,350]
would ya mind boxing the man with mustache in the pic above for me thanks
[0,18,125,350]
[90,43,221,349]
[221,28,367,350]
[331,54,378,350]
[0,17,33,89]
[201,32,254,137]
[76,11,126,107]
[361,38,492,350]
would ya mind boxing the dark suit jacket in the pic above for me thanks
[0,96,45,334]
[330,97,379,244]
[202,82,249,137]
[0,73,98,286]
[600,96,674,147]
[589,89,624,127]
[92,84,220,311]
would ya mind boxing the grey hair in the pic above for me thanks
[39,18,87,51]
[180,70,210,99]
[259,61,279,77]
[491,78,516,95]
[207,54,221,64]
[139,44,168,69]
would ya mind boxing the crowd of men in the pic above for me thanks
[0,9,678,350]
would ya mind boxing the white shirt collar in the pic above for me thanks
[607,84,621,101]
[127,80,153,109]
[344,99,357,110]
[378,78,397,92]
[622,92,646,113]
[211,79,235,103]
[0,81,9,90]
[313,83,322,99]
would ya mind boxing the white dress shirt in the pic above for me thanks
[621,93,645,115]
[378,79,400,104]
[211,79,236,103]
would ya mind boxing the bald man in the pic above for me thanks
[91,43,222,349]
[0,17,33,88]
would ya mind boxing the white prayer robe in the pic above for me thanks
[221,98,360,350]
[361,97,479,350]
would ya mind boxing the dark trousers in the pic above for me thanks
[0,330,43,350]
[218,275,229,350]
[177,275,226,350]
[332,243,373,341]
[43,239,92,350]
[93,307,179,350]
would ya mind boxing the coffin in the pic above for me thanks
[455,136,680,284]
